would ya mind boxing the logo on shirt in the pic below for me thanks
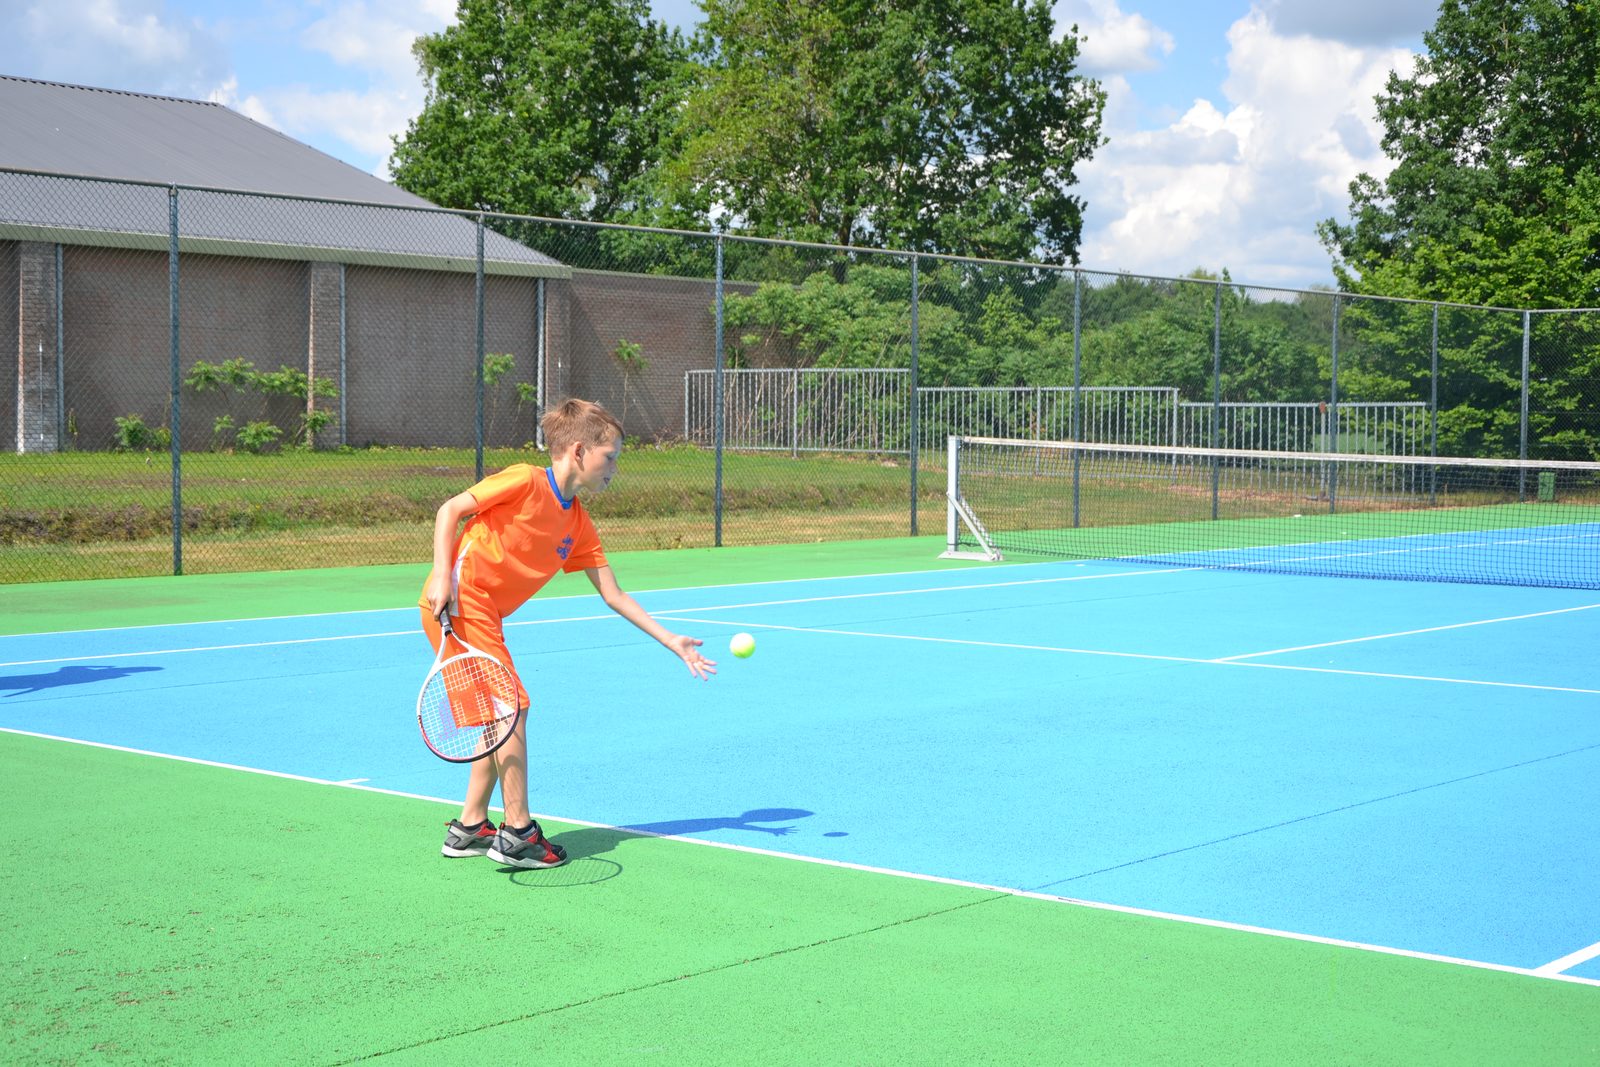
[556,535,574,561]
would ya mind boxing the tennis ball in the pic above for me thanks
[730,632,756,659]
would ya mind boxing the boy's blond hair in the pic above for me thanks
[541,399,624,457]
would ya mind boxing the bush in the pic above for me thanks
[112,414,171,452]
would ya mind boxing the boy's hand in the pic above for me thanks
[422,569,452,619]
[668,634,717,679]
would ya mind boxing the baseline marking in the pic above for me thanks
[3,725,1595,990]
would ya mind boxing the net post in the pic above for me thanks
[944,434,959,555]
[940,435,1003,561]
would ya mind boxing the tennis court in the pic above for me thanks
[3,532,1598,1064]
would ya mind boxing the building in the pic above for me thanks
[2,74,712,453]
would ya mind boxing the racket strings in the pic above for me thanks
[418,651,521,761]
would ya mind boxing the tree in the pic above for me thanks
[669,0,1105,262]
[390,0,689,221]
[1318,0,1600,309]
[1318,0,1600,459]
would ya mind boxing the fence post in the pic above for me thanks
[1211,281,1222,519]
[55,244,64,446]
[1520,309,1531,498]
[338,264,347,448]
[168,185,183,576]
[536,277,546,451]
[1071,270,1082,528]
[1429,303,1439,503]
[474,213,486,482]
[909,253,919,535]
[714,235,725,547]
[1328,294,1341,513]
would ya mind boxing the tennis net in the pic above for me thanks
[943,436,1600,588]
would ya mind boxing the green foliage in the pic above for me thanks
[391,0,690,221]
[112,414,170,453]
[184,359,340,451]
[1318,0,1600,457]
[235,421,283,454]
[479,353,538,443]
[673,0,1104,261]
[612,338,648,433]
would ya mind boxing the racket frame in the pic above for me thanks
[416,612,524,764]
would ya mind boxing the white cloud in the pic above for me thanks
[0,0,231,98]
[265,1,452,175]
[300,0,434,84]
[1074,8,1416,289]
[1055,0,1175,76]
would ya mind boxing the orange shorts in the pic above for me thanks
[419,606,530,712]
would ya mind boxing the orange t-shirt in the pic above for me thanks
[420,465,607,621]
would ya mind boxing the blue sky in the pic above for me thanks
[0,0,1440,288]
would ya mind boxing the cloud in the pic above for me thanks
[203,0,449,176]
[0,0,232,98]
[1055,0,1175,76]
[1073,9,1416,288]
[300,0,434,84]
[1263,0,1438,47]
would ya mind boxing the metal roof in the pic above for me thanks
[0,75,568,277]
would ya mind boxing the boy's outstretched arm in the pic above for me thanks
[586,566,717,679]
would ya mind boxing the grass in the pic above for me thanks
[0,444,946,583]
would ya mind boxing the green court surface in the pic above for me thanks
[3,539,1599,1063]
[5,730,1599,1065]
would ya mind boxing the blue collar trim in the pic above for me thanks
[545,467,574,510]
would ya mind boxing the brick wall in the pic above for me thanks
[344,266,540,448]
[12,245,744,452]
[553,270,724,442]
[61,247,310,450]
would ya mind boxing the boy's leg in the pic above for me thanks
[477,710,529,827]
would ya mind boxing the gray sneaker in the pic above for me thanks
[487,820,568,869]
[441,819,498,858]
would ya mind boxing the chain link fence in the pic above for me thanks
[4,167,1598,583]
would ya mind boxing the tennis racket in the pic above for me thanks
[417,612,522,763]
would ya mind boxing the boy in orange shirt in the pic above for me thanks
[420,399,716,868]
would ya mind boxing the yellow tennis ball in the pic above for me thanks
[730,632,756,659]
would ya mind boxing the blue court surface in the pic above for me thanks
[4,560,1599,984]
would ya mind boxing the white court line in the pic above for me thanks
[1216,602,1600,661]
[3,724,1595,990]
[656,617,1600,696]
[1536,940,1600,976]
[0,568,1180,670]
[0,557,1082,639]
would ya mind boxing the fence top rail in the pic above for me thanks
[1178,400,1429,409]
[688,367,909,376]
[955,436,1600,471]
[8,163,1597,315]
